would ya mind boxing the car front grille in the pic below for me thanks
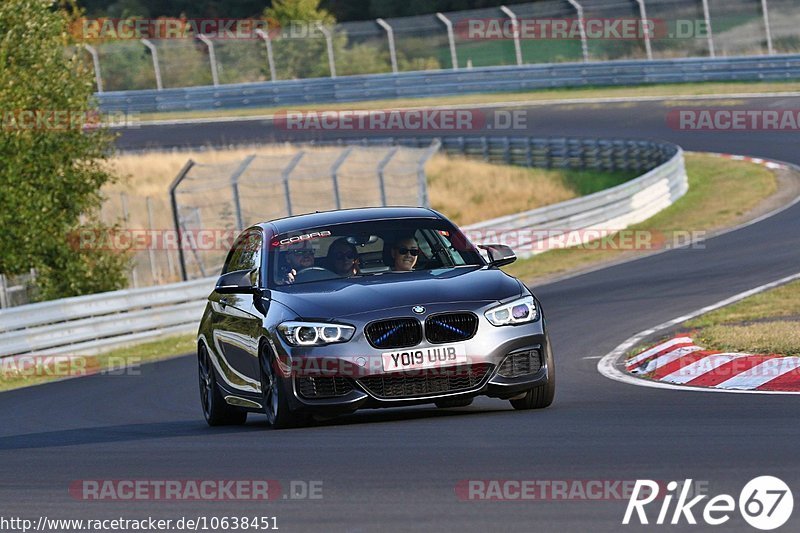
[365,318,422,349]
[497,349,542,378]
[357,363,492,399]
[425,312,478,343]
[296,376,354,399]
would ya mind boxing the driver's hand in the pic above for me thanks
[284,269,297,285]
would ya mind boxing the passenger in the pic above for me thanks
[390,236,420,271]
[327,238,361,278]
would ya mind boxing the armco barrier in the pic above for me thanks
[0,136,686,357]
[98,55,800,114]
[0,277,214,357]
[463,146,687,258]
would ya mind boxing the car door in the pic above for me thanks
[210,228,265,392]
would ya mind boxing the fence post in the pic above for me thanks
[376,146,400,206]
[566,0,590,62]
[196,34,220,86]
[145,196,160,284]
[141,38,163,90]
[700,0,715,57]
[417,139,441,207]
[83,44,103,93]
[500,6,523,66]
[255,28,278,81]
[168,159,196,281]
[229,154,256,232]
[330,147,354,209]
[436,13,459,70]
[120,192,138,289]
[281,151,306,217]
[376,18,399,74]
[634,0,654,60]
[0,274,7,309]
[315,24,337,78]
[761,0,774,55]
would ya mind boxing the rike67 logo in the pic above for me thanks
[623,477,793,530]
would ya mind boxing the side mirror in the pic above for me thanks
[478,244,516,267]
[215,268,259,294]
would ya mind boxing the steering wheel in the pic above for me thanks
[294,266,335,282]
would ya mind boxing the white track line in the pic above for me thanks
[597,271,800,395]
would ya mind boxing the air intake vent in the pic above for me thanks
[358,363,492,399]
[425,313,478,343]
[365,318,422,349]
[296,376,354,399]
[497,349,542,378]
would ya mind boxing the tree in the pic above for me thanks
[264,0,337,79]
[0,0,128,299]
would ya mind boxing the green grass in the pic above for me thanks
[134,80,800,122]
[0,334,195,392]
[503,153,778,282]
[559,168,640,196]
[686,280,800,329]
[679,280,800,357]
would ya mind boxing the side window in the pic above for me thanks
[222,229,263,274]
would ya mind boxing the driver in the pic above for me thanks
[279,241,316,285]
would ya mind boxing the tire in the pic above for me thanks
[510,343,556,410]
[435,397,474,408]
[259,345,306,429]
[198,345,247,426]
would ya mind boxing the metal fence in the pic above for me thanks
[170,142,440,281]
[97,54,800,113]
[0,272,38,310]
[83,0,799,93]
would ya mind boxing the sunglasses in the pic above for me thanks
[397,247,420,256]
[333,251,357,260]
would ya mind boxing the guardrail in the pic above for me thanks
[463,145,687,258]
[98,54,800,114]
[0,277,213,357]
[0,135,686,357]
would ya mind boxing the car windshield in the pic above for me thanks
[269,218,484,287]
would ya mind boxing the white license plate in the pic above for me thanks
[381,343,468,372]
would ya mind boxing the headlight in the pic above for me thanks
[484,295,538,326]
[278,321,355,346]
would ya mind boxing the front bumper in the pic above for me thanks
[277,319,552,415]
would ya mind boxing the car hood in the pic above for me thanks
[271,267,524,319]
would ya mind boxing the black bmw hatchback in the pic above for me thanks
[197,207,555,428]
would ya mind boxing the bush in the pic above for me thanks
[0,0,129,299]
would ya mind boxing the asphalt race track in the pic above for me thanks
[2,95,800,532]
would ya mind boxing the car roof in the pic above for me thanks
[260,207,442,234]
